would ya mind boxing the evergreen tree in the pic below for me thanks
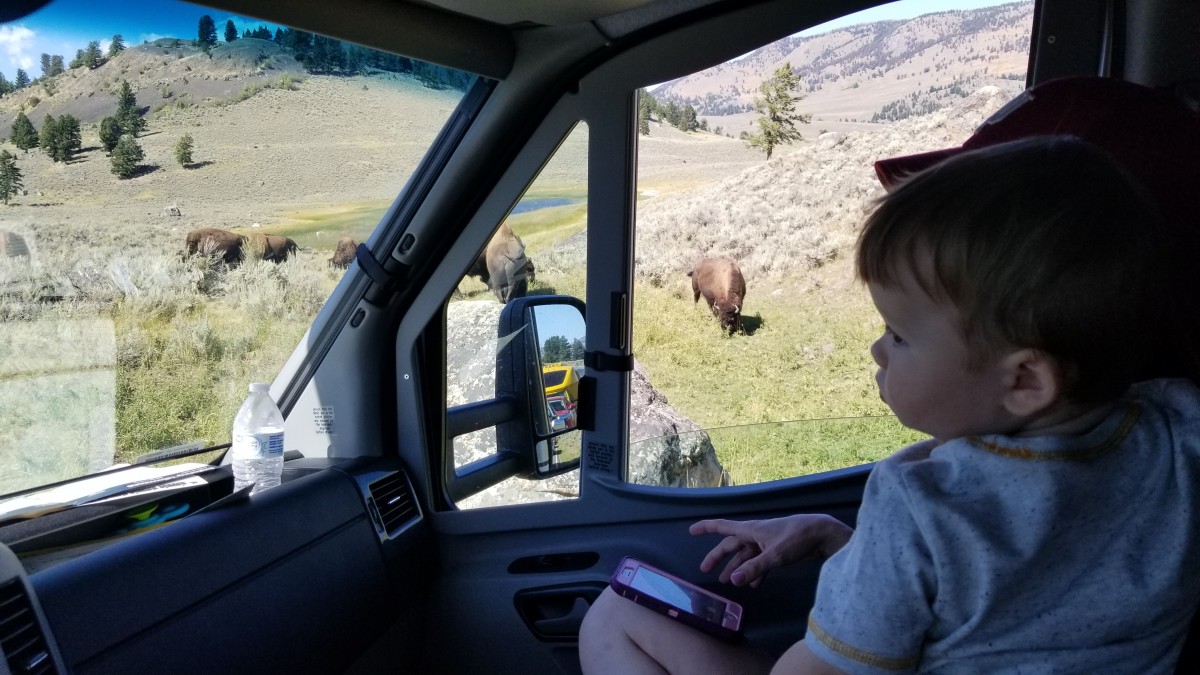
[0,72,11,96]
[744,62,810,159]
[224,20,238,43]
[0,150,22,205]
[14,69,29,89]
[99,116,122,153]
[115,80,146,136]
[175,134,194,166]
[678,105,699,132]
[10,112,38,152]
[542,335,571,363]
[50,55,64,76]
[111,135,144,178]
[637,88,655,136]
[569,338,585,361]
[70,49,85,69]
[274,28,284,43]
[40,54,52,79]
[42,115,80,162]
[198,15,218,48]
[38,114,55,150]
[108,35,126,58]
[84,41,104,69]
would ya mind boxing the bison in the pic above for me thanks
[467,223,536,303]
[185,228,298,265]
[329,236,357,269]
[688,256,746,335]
[248,233,298,262]
[185,227,247,265]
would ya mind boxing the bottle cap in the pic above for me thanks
[249,382,269,393]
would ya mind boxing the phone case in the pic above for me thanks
[609,556,744,640]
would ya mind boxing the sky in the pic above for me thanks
[0,0,1020,82]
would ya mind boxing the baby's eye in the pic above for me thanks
[885,325,904,345]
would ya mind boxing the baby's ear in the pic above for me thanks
[1000,349,1062,417]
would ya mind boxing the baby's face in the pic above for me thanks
[867,272,1014,442]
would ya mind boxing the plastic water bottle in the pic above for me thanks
[231,383,285,494]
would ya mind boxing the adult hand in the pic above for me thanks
[689,514,853,588]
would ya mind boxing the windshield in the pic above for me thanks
[0,0,474,497]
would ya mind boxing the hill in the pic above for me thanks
[0,38,303,133]
[655,0,1031,136]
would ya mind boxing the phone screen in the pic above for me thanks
[630,566,727,624]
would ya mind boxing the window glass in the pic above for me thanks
[447,122,587,508]
[630,0,1032,487]
[0,0,473,496]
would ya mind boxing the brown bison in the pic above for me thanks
[248,233,298,262]
[689,256,746,335]
[467,223,536,303]
[185,227,247,265]
[329,236,357,269]
[185,228,298,265]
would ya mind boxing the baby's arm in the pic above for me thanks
[690,513,853,587]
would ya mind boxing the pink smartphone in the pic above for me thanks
[609,556,744,640]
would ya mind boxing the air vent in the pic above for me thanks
[367,472,420,538]
[0,578,56,675]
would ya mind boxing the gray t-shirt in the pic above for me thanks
[807,378,1200,674]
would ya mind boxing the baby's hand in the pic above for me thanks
[689,514,853,588]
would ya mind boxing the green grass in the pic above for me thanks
[503,201,926,485]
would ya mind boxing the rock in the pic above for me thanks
[446,301,725,508]
[162,205,181,217]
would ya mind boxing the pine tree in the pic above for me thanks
[108,35,126,58]
[637,89,655,136]
[84,41,104,69]
[40,54,52,79]
[50,55,64,76]
[744,62,810,159]
[99,116,122,153]
[38,114,55,150]
[14,69,29,89]
[42,115,80,162]
[225,20,238,43]
[678,105,699,132]
[115,80,146,136]
[111,135,144,178]
[198,16,218,48]
[0,150,22,205]
[175,134,194,166]
[10,112,38,152]
[0,72,11,96]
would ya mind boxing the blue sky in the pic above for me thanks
[0,0,274,80]
[0,0,1021,82]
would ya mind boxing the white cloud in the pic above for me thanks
[0,24,37,72]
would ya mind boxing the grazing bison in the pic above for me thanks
[185,227,246,265]
[249,233,298,262]
[329,237,357,269]
[468,223,536,303]
[689,256,746,335]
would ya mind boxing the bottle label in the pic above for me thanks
[234,432,284,459]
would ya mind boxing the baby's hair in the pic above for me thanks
[856,136,1178,402]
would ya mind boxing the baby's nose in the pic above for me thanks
[870,336,887,367]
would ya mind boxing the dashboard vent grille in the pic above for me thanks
[0,578,56,674]
[368,472,420,537]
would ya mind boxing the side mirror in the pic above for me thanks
[498,296,585,478]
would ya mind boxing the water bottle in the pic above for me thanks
[231,383,285,494]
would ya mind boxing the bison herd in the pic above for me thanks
[183,227,360,270]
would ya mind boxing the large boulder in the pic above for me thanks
[447,300,725,509]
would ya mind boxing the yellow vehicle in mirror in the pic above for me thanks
[542,363,579,403]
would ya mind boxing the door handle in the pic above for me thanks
[514,582,607,641]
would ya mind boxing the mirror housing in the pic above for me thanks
[497,295,586,478]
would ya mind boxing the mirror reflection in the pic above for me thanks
[529,303,585,472]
